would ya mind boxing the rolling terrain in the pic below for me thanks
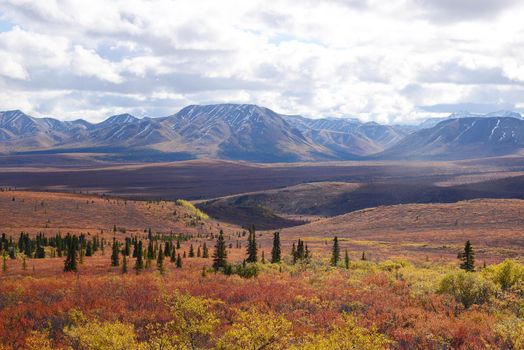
[282,199,524,261]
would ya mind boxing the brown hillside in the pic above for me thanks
[282,199,524,261]
[0,190,231,236]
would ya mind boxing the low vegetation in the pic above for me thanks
[1,224,524,349]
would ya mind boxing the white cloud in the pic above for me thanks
[0,0,523,123]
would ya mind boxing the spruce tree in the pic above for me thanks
[111,239,120,267]
[246,226,257,263]
[134,241,144,274]
[189,244,195,258]
[176,253,182,268]
[344,250,350,269]
[291,242,297,264]
[202,243,209,258]
[197,246,201,257]
[2,251,7,273]
[64,236,78,272]
[122,254,128,274]
[212,230,228,270]
[157,246,165,275]
[85,241,93,257]
[361,252,366,261]
[147,240,155,260]
[331,236,340,267]
[271,232,281,263]
[459,240,475,272]
[35,241,45,259]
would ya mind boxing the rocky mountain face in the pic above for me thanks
[377,116,524,159]
[1,105,524,162]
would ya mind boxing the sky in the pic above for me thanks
[0,0,523,123]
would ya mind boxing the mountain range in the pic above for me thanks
[1,104,523,162]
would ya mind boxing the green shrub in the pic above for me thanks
[438,270,496,309]
[482,259,524,291]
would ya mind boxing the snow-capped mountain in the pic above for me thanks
[378,116,524,160]
[1,105,524,162]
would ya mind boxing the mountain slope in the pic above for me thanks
[378,117,524,159]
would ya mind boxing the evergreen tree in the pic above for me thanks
[305,244,311,262]
[134,241,144,274]
[85,241,93,257]
[459,240,475,272]
[189,244,195,258]
[197,246,201,257]
[212,230,228,270]
[331,236,340,267]
[271,232,281,263]
[176,253,182,268]
[111,239,120,267]
[35,241,45,259]
[122,254,128,274]
[170,247,176,263]
[291,242,297,264]
[176,239,181,249]
[157,246,165,275]
[344,250,350,269]
[132,240,138,258]
[261,251,266,264]
[361,252,366,261]
[147,240,155,260]
[124,238,131,256]
[64,236,78,272]
[202,242,209,258]
[246,226,257,263]
[2,251,7,273]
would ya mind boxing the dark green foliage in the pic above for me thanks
[459,240,475,272]
[271,232,281,263]
[246,225,257,263]
[35,241,45,259]
[64,235,79,272]
[212,230,228,270]
[331,236,340,267]
[202,243,209,258]
[345,250,350,269]
[189,244,195,258]
[111,239,120,267]
[134,240,144,274]
[85,241,93,257]
[122,254,128,274]
[235,263,259,278]
[157,246,165,275]
[292,239,309,264]
[176,253,183,268]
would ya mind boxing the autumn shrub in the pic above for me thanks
[495,317,524,350]
[291,314,391,350]
[162,290,220,349]
[234,263,259,278]
[175,200,209,220]
[438,270,497,309]
[216,307,292,350]
[64,313,139,350]
[482,259,524,292]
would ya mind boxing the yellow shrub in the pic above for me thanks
[482,259,524,291]
[175,199,209,220]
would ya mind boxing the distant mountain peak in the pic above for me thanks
[101,113,139,125]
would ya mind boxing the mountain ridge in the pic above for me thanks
[1,105,524,162]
